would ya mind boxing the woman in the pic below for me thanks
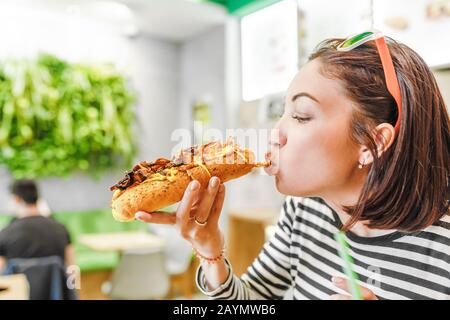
[136,32,450,300]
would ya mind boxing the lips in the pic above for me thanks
[263,151,279,176]
[264,163,278,176]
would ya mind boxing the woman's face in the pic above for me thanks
[265,59,362,197]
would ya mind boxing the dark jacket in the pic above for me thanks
[4,255,78,300]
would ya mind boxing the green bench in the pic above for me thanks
[0,209,147,273]
[0,215,13,229]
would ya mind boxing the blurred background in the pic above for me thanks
[0,0,449,300]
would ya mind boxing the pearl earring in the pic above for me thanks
[358,159,365,169]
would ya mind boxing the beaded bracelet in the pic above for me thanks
[193,247,226,264]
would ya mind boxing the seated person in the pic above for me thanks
[0,180,75,272]
[36,198,52,217]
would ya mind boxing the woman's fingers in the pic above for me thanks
[134,178,224,237]
[135,211,176,225]
[331,276,378,300]
[207,184,225,227]
[177,180,201,233]
[194,177,220,224]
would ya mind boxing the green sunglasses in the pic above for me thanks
[337,30,403,135]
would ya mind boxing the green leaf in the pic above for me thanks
[0,54,137,178]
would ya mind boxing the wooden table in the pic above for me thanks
[78,231,165,252]
[0,274,29,300]
[228,209,279,276]
[77,231,166,300]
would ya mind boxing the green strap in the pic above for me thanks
[334,231,363,300]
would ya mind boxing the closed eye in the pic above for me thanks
[292,115,311,123]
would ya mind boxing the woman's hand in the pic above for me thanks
[135,176,226,259]
[330,276,378,300]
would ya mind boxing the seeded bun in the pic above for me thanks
[110,141,268,222]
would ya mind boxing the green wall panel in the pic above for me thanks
[203,0,283,16]
[227,0,282,16]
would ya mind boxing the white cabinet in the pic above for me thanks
[297,0,372,63]
[373,0,450,68]
[297,0,450,68]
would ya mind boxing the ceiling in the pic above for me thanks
[8,0,228,42]
[120,0,228,41]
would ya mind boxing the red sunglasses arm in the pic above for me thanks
[375,37,403,135]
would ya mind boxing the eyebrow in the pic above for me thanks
[291,92,320,103]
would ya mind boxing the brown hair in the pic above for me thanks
[309,38,450,232]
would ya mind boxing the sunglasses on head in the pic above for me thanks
[337,30,403,135]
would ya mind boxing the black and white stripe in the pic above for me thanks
[196,196,450,300]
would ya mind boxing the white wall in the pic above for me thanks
[0,4,181,213]
[297,0,372,62]
[178,25,227,135]
[297,0,450,68]
[434,70,450,114]
[373,0,450,68]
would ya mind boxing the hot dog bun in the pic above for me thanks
[110,140,268,222]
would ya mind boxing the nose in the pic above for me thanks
[269,127,287,149]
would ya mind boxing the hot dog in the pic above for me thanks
[110,139,269,221]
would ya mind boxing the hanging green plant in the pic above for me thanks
[0,54,136,179]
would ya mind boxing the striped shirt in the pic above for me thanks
[196,196,450,300]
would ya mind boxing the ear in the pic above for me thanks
[13,195,22,204]
[358,123,396,166]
